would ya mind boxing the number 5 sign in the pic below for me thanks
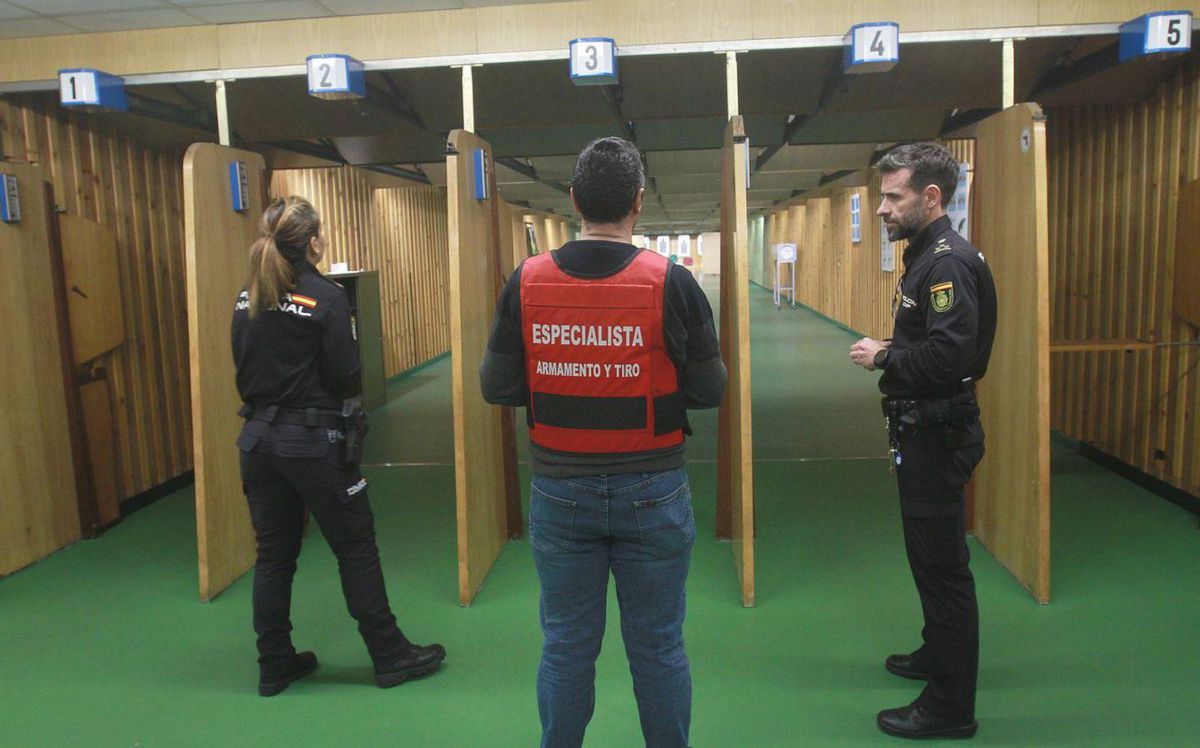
[569,37,618,85]
[1120,11,1192,62]
[843,22,900,73]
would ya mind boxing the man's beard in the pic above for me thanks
[886,207,927,242]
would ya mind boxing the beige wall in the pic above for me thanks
[3,1,1197,83]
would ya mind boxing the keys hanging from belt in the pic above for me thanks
[884,415,902,473]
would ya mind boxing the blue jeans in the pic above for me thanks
[530,468,695,748]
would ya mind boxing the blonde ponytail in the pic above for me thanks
[245,196,321,317]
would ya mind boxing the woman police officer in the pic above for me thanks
[231,196,444,696]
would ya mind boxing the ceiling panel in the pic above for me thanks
[645,149,722,175]
[761,143,878,172]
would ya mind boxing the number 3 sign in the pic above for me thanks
[569,38,618,85]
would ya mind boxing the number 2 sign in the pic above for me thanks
[307,54,366,99]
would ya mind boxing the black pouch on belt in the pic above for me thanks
[339,399,369,467]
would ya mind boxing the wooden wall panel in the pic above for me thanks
[717,116,755,607]
[271,167,450,377]
[184,143,265,601]
[447,130,516,605]
[0,162,81,576]
[1046,58,1200,498]
[0,99,192,506]
[972,105,1052,603]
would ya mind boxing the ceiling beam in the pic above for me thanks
[599,84,637,143]
[265,139,429,185]
[1026,41,1119,101]
[755,63,849,173]
[495,156,571,196]
[938,107,1001,137]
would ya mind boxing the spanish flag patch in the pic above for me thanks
[288,293,318,309]
[930,282,954,313]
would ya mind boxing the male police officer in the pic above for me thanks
[849,143,997,739]
[481,137,725,748]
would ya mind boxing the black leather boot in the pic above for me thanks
[259,651,318,697]
[374,643,446,688]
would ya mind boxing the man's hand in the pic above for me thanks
[849,337,890,371]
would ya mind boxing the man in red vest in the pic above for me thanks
[482,137,726,748]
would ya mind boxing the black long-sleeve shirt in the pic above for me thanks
[481,240,726,476]
[231,262,361,409]
[879,215,997,398]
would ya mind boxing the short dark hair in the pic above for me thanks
[570,137,645,223]
[876,142,958,207]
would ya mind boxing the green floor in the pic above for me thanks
[2,283,1198,746]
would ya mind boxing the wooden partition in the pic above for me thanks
[446,130,521,605]
[184,144,266,601]
[972,104,1052,603]
[270,166,450,378]
[0,99,192,506]
[1046,58,1200,499]
[0,162,81,576]
[716,116,755,607]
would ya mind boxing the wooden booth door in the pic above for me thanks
[183,143,267,601]
[972,104,1053,603]
[717,115,756,607]
[446,129,522,606]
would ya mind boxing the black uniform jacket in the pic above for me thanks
[879,215,997,399]
[231,262,360,409]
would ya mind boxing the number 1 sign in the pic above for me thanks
[569,38,618,85]
[843,22,900,74]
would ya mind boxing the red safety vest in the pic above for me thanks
[521,249,685,454]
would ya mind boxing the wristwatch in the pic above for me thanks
[873,348,890,369]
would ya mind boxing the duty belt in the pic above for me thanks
[880,389,980,471]
[239,404,345,429]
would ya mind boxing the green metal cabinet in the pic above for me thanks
[328,270,386,411]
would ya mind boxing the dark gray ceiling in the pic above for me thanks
[6,33,1194,234]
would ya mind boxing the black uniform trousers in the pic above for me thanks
[237,420,408,668]
[893,419,985,720]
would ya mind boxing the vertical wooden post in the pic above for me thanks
[1001,39,1015,109]
[725,51,739,118]
[214,80,232,146]
[461,66,476,133]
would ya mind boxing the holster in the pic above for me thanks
[339,398,369,467]
[883,391,980,448]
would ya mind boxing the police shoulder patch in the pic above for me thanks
[930,281,954,313]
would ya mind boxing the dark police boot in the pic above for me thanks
[374,643,446,688]
[259,651,318,697]
[877,703,977,739]
[886,652,933,681]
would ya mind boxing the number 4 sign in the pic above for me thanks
[1120,11,1192,62]
[569,37,618,85]
[844,22,900,74]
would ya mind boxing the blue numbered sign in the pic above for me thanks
[307,54,366,99]
[473,149,490,201]
[229,161,249,213]
[1120,11,1192,61]
[0,173,20,223]
[58,68,129,111]
[844,22,900,73]
[569,38,618,85]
